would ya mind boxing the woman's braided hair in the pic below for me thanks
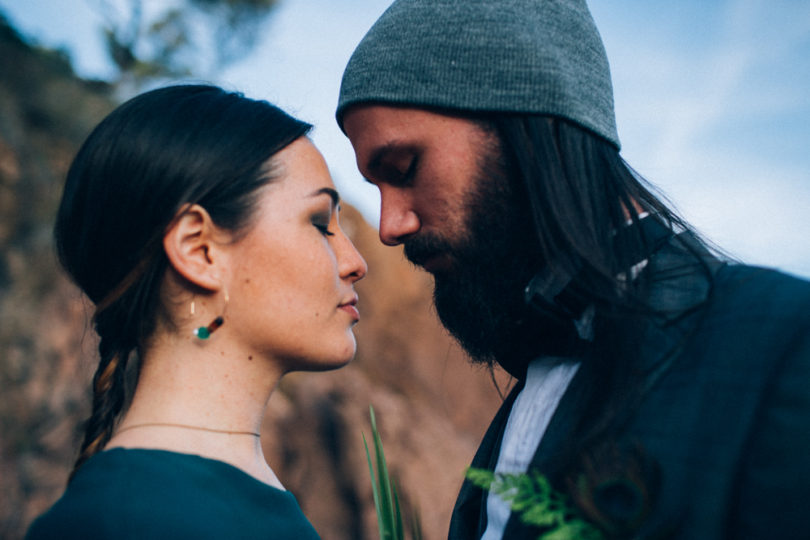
[55,85,311,480]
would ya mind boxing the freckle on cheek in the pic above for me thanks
[248,356,253,361]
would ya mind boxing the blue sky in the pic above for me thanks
[2,0,809,278]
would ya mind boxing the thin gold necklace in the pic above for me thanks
[116,422,260,438]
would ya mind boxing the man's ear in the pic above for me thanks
[163,204,224,291]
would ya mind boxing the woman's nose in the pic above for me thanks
[339,233,368,282]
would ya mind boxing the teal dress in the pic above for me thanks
[26,448,321,539]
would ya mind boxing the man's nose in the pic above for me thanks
[378,187,420,246]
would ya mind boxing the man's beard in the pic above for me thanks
[403,144,552,371]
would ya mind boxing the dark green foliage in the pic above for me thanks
[466,467,604,540]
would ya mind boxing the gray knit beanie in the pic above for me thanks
[337,0,620,149]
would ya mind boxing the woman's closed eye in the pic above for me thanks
[312,212,335,236]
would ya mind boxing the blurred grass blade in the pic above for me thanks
[410,505,422,540]
[393,478,404,539]
[363,432,386,540]
[366,405,412,540]
[370,405,395,537]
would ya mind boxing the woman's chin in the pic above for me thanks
[291,342,356,373]
[327,342,357,370]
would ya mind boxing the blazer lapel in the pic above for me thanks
[501,232,721,538]
[499,364,592,538]
[449,381,523,540]
[452,230,722,539]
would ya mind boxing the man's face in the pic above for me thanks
[343,105,492,269]
[343,105,544,365]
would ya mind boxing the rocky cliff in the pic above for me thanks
[0,15,511,539]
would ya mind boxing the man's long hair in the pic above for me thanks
[493,115,690,309]
[490,114,718,532]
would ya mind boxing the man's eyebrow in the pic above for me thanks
[367,141,416,174]
[309,187,340,207]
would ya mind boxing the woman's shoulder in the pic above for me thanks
[26,450,143,539]
[26,448,320,539]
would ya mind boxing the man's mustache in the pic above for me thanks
[403,233,455,268]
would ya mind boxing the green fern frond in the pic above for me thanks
[466,467,604,540]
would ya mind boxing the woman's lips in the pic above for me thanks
[339,298,360,321]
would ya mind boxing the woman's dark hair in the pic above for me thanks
[55,84,311,479]
[490,114,717,534]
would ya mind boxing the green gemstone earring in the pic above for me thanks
[191,291,228,340]
[194,316,224,339]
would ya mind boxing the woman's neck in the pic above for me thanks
[106,332,285,488]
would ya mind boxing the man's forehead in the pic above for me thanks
[343,105,430,164]
[344,103,428,133]
[345,104,485,148]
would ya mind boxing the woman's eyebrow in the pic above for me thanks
[309,187,340,207]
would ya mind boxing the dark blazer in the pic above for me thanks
[449,239,810,539]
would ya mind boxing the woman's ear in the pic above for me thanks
[163,204,225,291]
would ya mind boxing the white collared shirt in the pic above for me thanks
[481,357,580,540]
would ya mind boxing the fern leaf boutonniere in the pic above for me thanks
[466,467,604,540]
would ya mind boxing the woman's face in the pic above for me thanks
[225,137,367,372]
